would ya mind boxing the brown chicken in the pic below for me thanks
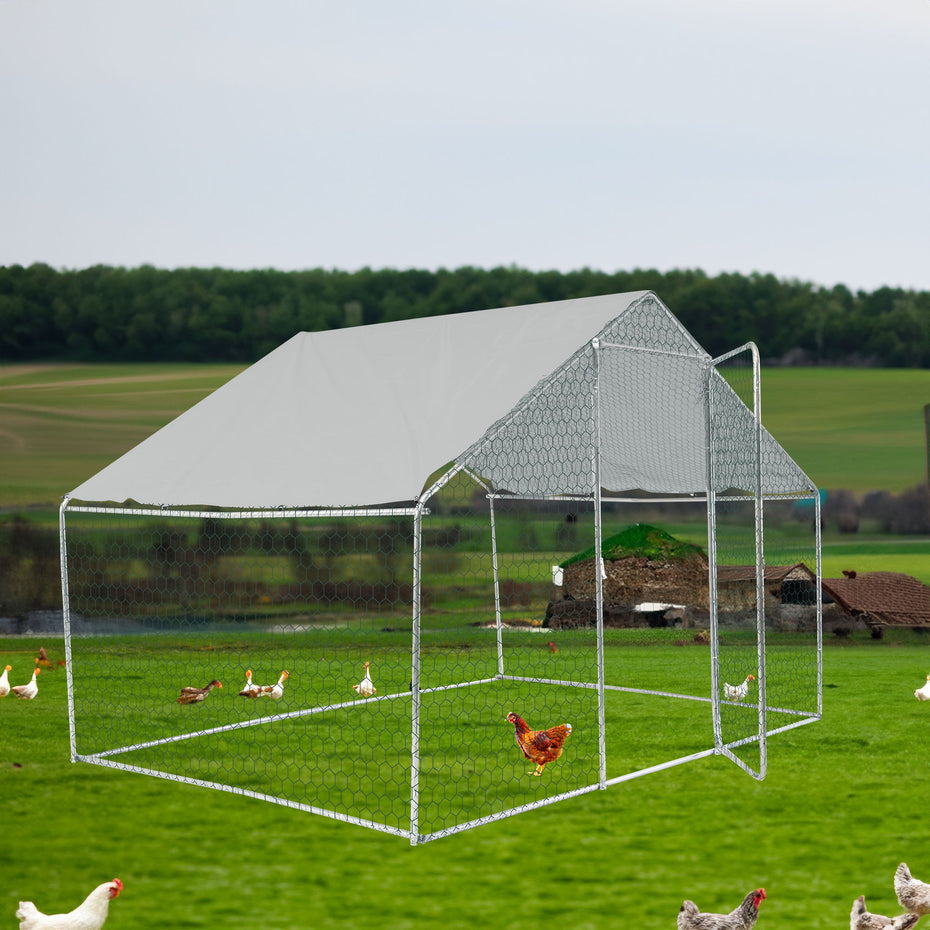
[506,712,572,776]
[677,888,766,930]
[176,679,222,704]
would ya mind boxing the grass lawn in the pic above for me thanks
[2,634,929,929]
[1,363,929,927]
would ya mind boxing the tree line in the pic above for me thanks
[1,262,928,366]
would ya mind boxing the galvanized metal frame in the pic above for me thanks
[59,337,822,846]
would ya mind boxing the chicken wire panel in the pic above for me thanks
[711,494,821,773]
[596,345,708,493]
[415,475,602,837]
[708,348,821,779]
[759,495,821,722]
[62,505,420,834]
[711,495,765,776]
[456,341,598,498]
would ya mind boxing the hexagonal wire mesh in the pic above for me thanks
[60,298,821,845]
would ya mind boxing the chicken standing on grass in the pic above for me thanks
[895,863,930,916]
[17,878,122,929]
[723,674,755,701]
[506,711,572,776]
[914,675,930,701]
[12,667,40,700]
[0,664,11,697]
[352,661,376,697]
[677,888,766,930]
[850,894,919,930]
[176,679,222,704]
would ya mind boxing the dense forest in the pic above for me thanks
[1,263,928,366]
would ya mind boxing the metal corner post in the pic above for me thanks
[409,500,425,844]
[488,494,505,678]
[58,496,78,762]
[703,363,722,749]
[750,342,767,777]
[591,338,607,788]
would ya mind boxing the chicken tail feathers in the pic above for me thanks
[16,900,40,927]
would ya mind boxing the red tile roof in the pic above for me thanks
[821,571,930,627]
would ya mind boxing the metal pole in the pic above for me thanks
[750,342,767,777]
[489,494,504,677]
[591,339,607,789]
[704,365,722,749]
[409,501,424,845]
[59,496,78,763]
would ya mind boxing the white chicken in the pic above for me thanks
[723,674,755,702]
[17,878,122,929]
[352,661,376,697]
[12,667,40,700]
[0,664,11,697]
[256,669,289,700]
[914,675,930,702]
[677,888,766,930]
[895,862,930,916]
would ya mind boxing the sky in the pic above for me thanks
[2,0,929,293]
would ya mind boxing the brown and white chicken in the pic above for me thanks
[176,679,222,704]
[238,669,261,697]
[723,674,755,702]
[0,664,11,697]
[352,661,376,697]
[895,863,930,916]
[17,878,122,929]
[677,888,766,930]
[851,894,919,930]
[12,667,40,700]
[914,676,930,702]
[258,670,289,700]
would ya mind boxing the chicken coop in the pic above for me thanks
[60,291,822,845]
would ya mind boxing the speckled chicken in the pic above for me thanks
[677,888,766,930]
[851,894,919,930]
[895,863,930,916]
[506,712,571,776]
[176,679,222,704]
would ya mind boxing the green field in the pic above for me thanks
[2,362,930,929]
[2,633,930,928]
[1,363,929,508]
[0,362,244,508]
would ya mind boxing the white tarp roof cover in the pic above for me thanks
[68,291,815,509]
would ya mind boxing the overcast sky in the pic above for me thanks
[2,0,929,292]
